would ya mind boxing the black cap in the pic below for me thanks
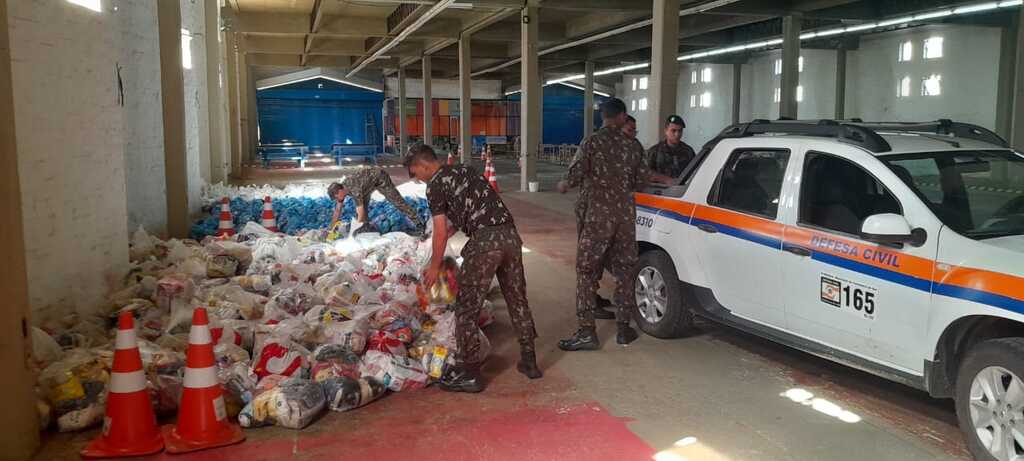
[600,98,627,118]
[666,115,686,128]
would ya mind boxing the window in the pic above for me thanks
[773,87,781,103]
[700,91,712,108]
[883,150,1024,239]
[68,0,102,12]
[631,99,636,111]
[639,77,648,90]
[799,152,901,237]
[922,74,942,96]
[898,76,912,98]
[710,149,791,219]
[799,56,804,73]
[691,70,698,84]
[796,85,804,102]
[898,41,913,62]
[181,29,193,70]
[690,94,698,108]
[773,56,804,75]
[632,78,638,91]
[924,37,944,59]
[639,98,648,111]
[701,67,713,83]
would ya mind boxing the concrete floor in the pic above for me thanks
[36,158,969,460]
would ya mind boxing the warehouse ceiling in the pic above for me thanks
[227,0,1015,90]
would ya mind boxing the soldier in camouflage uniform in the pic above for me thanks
[646,115,696,178]
[558,99,672,351]
[328,167,425,233]
[405,145,541,393]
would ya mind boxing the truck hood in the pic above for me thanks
[983,235,1024,254]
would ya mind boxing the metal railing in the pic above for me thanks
[538,144,579,166]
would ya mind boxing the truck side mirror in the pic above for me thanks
[860,213,927,247]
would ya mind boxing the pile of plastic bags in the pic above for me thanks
[32,215,494,433]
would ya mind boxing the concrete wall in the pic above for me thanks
[621,24,1003,150]
[385,77,503,99]
[619,72,662,147]
[9,0,130,316]
[181,0,208,216]
[119,0,168,234]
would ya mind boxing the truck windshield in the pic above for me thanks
[882,150,1024,240]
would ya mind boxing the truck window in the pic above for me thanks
[799,151,902,237]
[709,149,790,219]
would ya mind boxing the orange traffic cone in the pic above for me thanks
[162,307,245,453]
[485,158,500,193]
[216,198,235,238]
[260,196,278,232]
[81,312,164,458]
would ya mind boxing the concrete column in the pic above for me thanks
[0,1,41,456]
[835,48,847,120]
[205,0,227,183]
[158,0,190,238]
[732,63,742,124]
[398,65,407,155]
[997,16,1018,141]
[226,33,241,178]
[649,0,680,142]
[779,14,802,119]
[237,49,250,172]
[459,34,472,164]
[584,61,595,139]
[1011,6,1024,149]
[246,61,258,163]
[423,56,433,147]
[520,6,540,191]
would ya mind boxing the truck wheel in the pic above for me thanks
[634,249,694,338]
[955,338,1024,461]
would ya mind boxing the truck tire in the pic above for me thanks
[634,249,694,338]
[955,337,1024,461]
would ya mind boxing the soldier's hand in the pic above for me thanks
[422,265,440,289]
[557,180,569,194]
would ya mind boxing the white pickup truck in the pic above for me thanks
[634,119,1024,461]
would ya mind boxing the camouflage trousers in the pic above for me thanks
[454,225,537,365]
[365,169,424,227]
[576,217,639,328]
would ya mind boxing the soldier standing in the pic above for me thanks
[407,145,541,393]
[557,99,672,350]
[328,166,425,233]
[646,115,696,178]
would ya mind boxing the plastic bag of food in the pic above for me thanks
[321,376,385,412]
[233,274,273,293]
[266,283,320,317]
[222,362,258,414]
[309,344,361,382]
[359,350,428,392]
[206,255,240,278]
[367,330,407,357]
[155,275,193,311]
[31,327,62,367]
[150,373,182,415]
[253,337,309,380]
[238,377,325,429]
[57,401,105,432]
[320,318,369,354]
[129,225,158,262]
[207,239,254,268]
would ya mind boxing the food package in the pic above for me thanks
[238,377,325,429]
[207,240,254,268]
[253,337,309,380]
[321,376,385,412]
[266,283,320,318]
[359,350,428,392]
[207,255,240,278]
[57,401,105,432]
[30,327,62,367]
[38,350,109,418]
[367,330,407,357]
[155,275,193,311]
[427,346,449,379]
[309,348,361,382]
[429,311,491,364]
[233,274,273,293]
[319,318,369,354]
[221,362,258,405]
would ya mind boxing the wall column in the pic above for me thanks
[158,0,190,237]
[648,0,680,143]
[459,34,472,164]
[835,48,847,120]
[226,33,241,178]
[0,0,41,456]
[423,56,433,147]
[205,0,227,183]
[584,61,595,139]
[779,14,801,119]
[236,48,250,174]
[398,65,407,156]
[520,5,540,191]
[1011,6,1024,149]
[997,16,1018,141]
[246,59,258,166]
[732,63,742,124]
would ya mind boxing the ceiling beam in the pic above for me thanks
[301,0,327,66]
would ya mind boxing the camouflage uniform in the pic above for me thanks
[567,125,653,328]
[646,140,696,178]
[343,167,424,227]
[427,165,537,365]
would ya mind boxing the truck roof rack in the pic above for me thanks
[708,119,1009,153]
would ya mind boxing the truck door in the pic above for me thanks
[692,148,793,328]
[782,149,936,372]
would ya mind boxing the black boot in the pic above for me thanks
[617,324,639,345]
[558,328,600,351]
[517,350,543,379]
[593,296,615,320]
[439,366,485,393]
